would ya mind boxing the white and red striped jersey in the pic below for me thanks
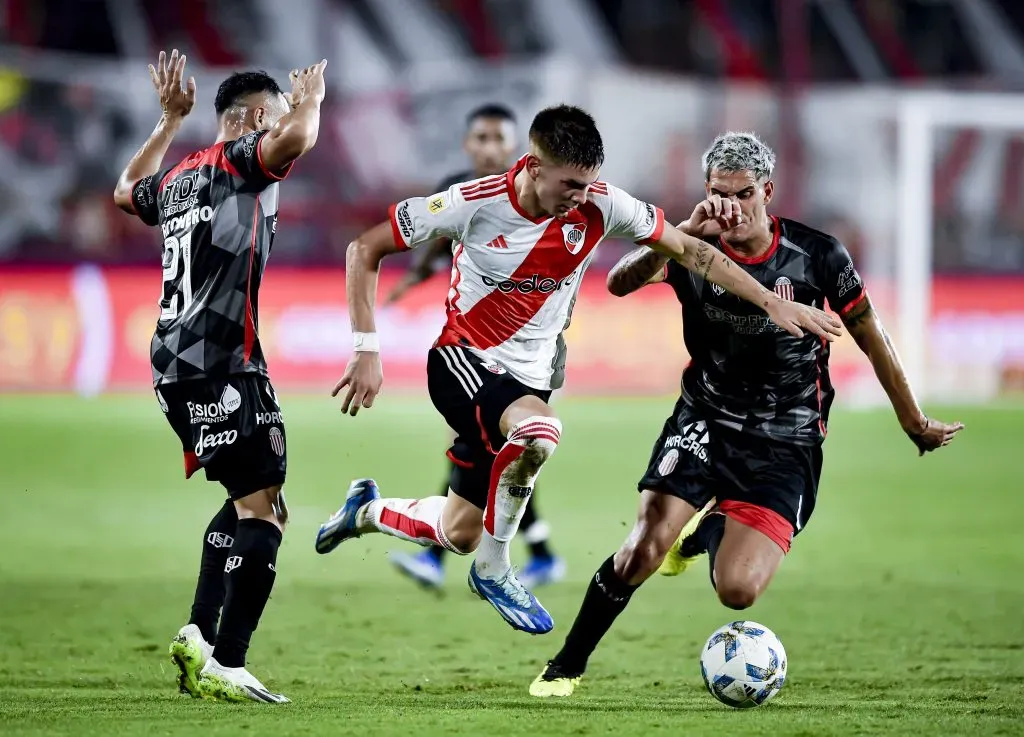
[387,156,666,390]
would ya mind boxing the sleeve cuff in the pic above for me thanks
[256,132,294,181]
[636,207,666,245]
[839,289,868,315]
[127,180,142,216]
[388,204,410,251]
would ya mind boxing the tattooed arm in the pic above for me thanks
[644,222,842,340]
[606,246,670,296]
[842,295,963,454]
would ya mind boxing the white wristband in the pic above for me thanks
[352,332,380,352]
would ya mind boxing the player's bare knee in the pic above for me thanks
[233,485,285,533]
[715,578,760,610]
[444,526,480,554]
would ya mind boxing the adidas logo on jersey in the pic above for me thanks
[485,235,509,249]
[481,272,578,294]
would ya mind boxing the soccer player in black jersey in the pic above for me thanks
[530,131,964,697]
[113,50,327,703]
[385,104,566,592]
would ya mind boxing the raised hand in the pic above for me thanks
[288,60,328,109]
[148,49,196,120]
[683,195,743,238]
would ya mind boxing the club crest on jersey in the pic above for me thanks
[774,276,794,301]
[562,223,587,254]
[269,426,285,457]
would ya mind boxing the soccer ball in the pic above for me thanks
[699,620,787,708]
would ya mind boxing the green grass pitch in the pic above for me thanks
[1,395,1021,736]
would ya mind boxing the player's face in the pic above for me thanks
[529,157,600,219]
[706,170,774,241]
[251,92,291,132]
[464,117,517,175]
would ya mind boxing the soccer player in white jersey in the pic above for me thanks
[314,105,842,635]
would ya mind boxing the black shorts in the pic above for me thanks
[427,346,551,509]
[155,375,287,500]
[638,396,821,549]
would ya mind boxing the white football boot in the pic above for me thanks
[197,657,290,703]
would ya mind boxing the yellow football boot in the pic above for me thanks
[529,661,582,698]
[658,499,717,576]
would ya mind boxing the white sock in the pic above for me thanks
[475,416,561,579]
[358,496,458,551]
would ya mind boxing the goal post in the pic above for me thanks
[896,90,1024,399]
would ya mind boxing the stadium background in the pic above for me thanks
[1,2,1021,735]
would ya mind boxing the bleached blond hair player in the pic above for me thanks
[314,106,841,636]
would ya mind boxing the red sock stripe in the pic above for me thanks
[483,442,526,536]
[379,507,442,545]
[509,422,561,444]
[514,430,560,445]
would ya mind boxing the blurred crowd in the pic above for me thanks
[2,0,1024,272]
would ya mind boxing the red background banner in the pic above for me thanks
[1,267,1022,396]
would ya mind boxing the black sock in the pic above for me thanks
[189,501,238,643]
[551,556,639,674]
[427,546,445,563]
[213,518,282,668]
[702,515,726,589]
[520,494,554,559]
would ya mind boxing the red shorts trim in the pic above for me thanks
[475,405,496,455]
[184,451,202,479]
[719,500,793,553]
[446,449,474,469]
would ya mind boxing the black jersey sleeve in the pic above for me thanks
[130,170,169,226]
[664,258,687,287]
[820,238,866,315]
[223,130,293,189]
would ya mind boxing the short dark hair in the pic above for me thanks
[528,105,604,170]
[466,103,516,128]
[214,71,283,115]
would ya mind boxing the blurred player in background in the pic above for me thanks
[386,104,566,592]
[315,107,841,637]
[530,132,964,697]
[113,51,327,703]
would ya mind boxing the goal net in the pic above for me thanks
[895,91,1024,402]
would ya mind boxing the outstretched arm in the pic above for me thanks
[258,60,328,173]
[648,224,843,340]
[607,246,669,296]
[842,295,964,454]
[332,221,402,416]
[113,50,195,216]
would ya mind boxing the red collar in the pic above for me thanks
[505,155,550,224]
[719,216,780,265]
